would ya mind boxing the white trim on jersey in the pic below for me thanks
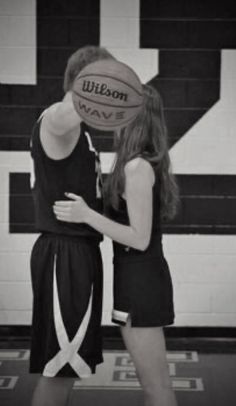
[37,108,48,122]
[43,254,93,378]
[84,131,102,199]
[29,150,36,189]
[112,309,129,324]
[30,109,48,189]
[84,131,97,154]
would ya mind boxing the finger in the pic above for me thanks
[65,192,81,201]
[55,215,70,223]
[54,201,72,207]
[53,206,70,215]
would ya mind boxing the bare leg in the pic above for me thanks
[31,376,74,406]
[121,318,177,406]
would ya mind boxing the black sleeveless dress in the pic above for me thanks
[109,167,175,327]
[29,118,103,378]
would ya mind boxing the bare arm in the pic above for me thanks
[42,92,81,137]
[39,92,82,159]
[53,158,155,250]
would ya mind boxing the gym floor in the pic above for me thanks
[1,336,236,406]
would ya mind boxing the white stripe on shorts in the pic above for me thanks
[43,254,93,378]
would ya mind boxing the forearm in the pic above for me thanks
[86,208,149,251]
[53,160,153,249]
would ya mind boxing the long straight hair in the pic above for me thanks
[105,84,179,221]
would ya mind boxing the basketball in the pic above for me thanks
[71,59,143,131]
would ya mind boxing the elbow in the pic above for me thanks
[134,235,151,251]
[138,241,149,251]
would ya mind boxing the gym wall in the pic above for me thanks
[0,0,236,327]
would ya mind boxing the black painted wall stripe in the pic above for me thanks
[9,174,236,235]
[141,0,236,19]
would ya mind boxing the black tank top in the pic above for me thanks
[108,164,164,259]
[30,118,103,242]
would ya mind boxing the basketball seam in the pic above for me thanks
[73,91,142,109]
[76,73,143,97]
[78,112,140,128]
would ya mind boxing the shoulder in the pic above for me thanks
[124,157,155,185]
[41,103,61,130]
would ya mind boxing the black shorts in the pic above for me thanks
[30,233,103,378]
[112,252,175,328]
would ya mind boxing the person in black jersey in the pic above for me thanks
[29,46,114,406]
[53,84,179,406]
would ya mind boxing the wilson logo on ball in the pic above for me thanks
[72,59,143,131]
[82,80,128,102]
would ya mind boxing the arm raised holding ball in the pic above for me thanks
[39,49,117,159]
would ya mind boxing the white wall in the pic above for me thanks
[0,0,36,84]
[0,0,235,327]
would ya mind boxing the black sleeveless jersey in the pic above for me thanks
[108,165,164,259]
[30,118,103,242]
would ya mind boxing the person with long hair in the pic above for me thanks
[53,84,179,406]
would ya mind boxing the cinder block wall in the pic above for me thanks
[0,0,236,326]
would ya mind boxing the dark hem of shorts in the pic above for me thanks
[130,318,175,328]
[29,357,103,378]
[111,318,126,326]
[112,319,175,328]
[112,308,175,328]
[112,316,175,328]
[112,320,175,328]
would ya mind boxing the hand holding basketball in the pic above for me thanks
[72,59,143,131]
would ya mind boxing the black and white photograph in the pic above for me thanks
[0,1,236,405]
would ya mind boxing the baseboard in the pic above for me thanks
[102,326,236,352]
[0,325,236,352]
